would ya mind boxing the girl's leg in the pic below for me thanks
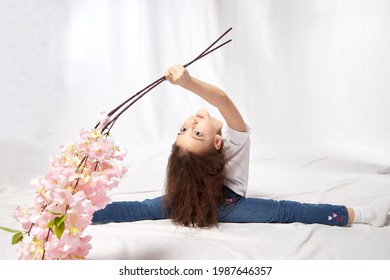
[92,196,169,224]
[219,197,349,226]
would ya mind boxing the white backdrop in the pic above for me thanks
[1,0,390,201]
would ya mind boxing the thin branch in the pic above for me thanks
[95,27,233,133]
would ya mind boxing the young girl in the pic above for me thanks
[92,64,390,228]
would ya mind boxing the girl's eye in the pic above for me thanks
[194,131,203,137]
[180,127,187,133]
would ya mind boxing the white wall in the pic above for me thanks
[1,0,389,188]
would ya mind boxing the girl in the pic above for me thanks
[92,65,390,228]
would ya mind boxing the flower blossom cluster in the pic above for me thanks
[12,112,127,259]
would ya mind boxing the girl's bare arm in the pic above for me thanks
[165,64,247,132]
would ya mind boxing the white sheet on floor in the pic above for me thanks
[1,145,389,260]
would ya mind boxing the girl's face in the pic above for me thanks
[176,109,223,154]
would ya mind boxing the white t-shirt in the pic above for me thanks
[223,125,251,197]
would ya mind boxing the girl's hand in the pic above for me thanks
[165,64,191,87]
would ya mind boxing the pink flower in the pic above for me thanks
[13,207,33,231]
[96,111,111,131]
[11,117,128,260]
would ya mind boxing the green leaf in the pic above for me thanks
[0,226,21,233]
[54,222,65,239]
[47,209,63,215]
[11,232,24,245]
[47,219,55,229]
[55,215,66,228]
[47,215,67,239]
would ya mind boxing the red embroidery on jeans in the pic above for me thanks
[225,198,237,204]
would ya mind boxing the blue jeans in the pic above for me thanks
[92,188,348,226]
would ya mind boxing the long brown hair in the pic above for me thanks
[164,142,226,227]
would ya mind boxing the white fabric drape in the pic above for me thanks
[1,0,389,161]
[1,0,390,205]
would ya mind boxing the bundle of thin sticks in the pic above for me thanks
[97,27,233,133]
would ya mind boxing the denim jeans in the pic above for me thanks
[92,188,348,226]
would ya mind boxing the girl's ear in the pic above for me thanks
[214,134,222,150]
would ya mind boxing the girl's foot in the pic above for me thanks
[353,196,390,227]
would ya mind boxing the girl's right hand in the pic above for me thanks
[165,64,191,87]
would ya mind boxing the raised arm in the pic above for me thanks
[165,64,247,132]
